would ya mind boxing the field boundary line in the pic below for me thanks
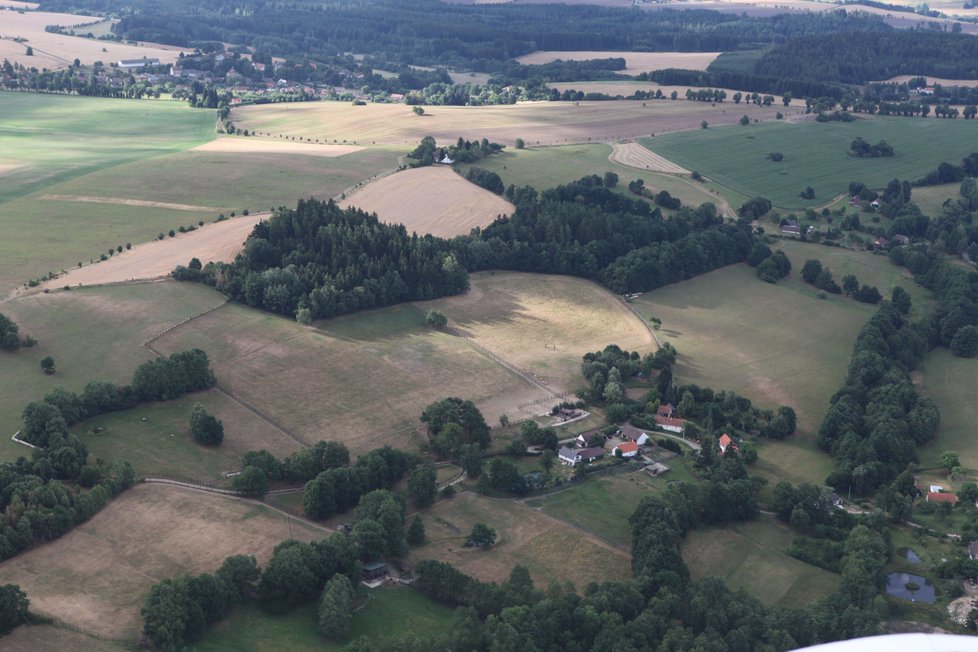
[618,297,662,349]
[10,430,38,450]
[142,301,312,449]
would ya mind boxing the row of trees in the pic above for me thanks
[849,137,893,158]
[20,349,217,448]
[800,258,885,303]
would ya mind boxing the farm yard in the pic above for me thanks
[231,98,789,148]
[514,50,723,74]
[42,212,267,289]
[645,115,978,209]
[0,483,325,641]
[0,282,229,462]
[0,9,184,68]
[339,166,515,238]
[682,518,839,607]
[455,143,726,212]
[409,492,632,587]
[419,272,655,392]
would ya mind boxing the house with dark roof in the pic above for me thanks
[619,424,650,446]
[781,219,800,235]
[118,57,160,69]
[578,447,605,463]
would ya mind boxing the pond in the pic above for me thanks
[885,572,936,604]
[900,548,923,564]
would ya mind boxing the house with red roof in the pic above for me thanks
[654,415,687,434]
[656,403,676,418]
[718,434,738,455]
[613,441,640,459]
[926,491,959,505]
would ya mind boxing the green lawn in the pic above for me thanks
[457,143,725,213]
[633,248,921,485]
[917,348,978,470]
[197,587,454,651]
[645,116,978,210]
[682,517,839,607]
[0,282,227,462]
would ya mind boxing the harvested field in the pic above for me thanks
[410,492,631,587]
[232,99,788,148]
[515,50,722,74]
[3,625,127,652]
[610,141,690,174]
[0,483,325,640]
[683,518,838,607]
[340,166,514,237]
[43,213,267,288]
[151,301,554,454]
[0,10,184,68]
[421,272,654,391]
[192,137,364,157]
[41,194,220,212]
[548,80,801,107]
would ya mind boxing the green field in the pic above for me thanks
[457,143,726,213]
[197,587,454,651]
[633,244,923,485]
[682,517,839,607]
[645,116,978,210]
[910,182,961,218]
[917,348,978,471]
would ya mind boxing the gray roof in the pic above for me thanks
[363,561,388,571]
[578,447,604,460]
[559,446,579,459]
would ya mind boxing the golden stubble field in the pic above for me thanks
[340,166,515,237]
[515,50,722,74]
[0,9,184,68]
[233,99,790,147]
[0,483,326,640]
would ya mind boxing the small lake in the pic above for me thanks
[886,572,936,604]
[900,548,922,564]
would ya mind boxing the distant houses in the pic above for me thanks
[118,57,161,69]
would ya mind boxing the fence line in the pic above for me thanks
[10,430,38,450]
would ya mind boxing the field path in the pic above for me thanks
[610,141,690,174]
[41,194,222,212]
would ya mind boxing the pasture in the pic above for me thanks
[151,300,554,453]
[410,492,631,587]
[44,212,268,289]
[0,9,183,68]
[917,348,978,471]
[631,249,913,485]
[0,282,228,463]
[645,116,978,210]
[455,143,728,213]
[682,517,839,607]
[231,99,788,149]
[3,625,128,652]
[339,166,515,237]
[909,182,960,218]
[420,272,654,393]
[514,50,722,74]
[0,483,325,641]
[196,587,454,651]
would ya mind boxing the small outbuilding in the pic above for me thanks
[362,561,389,583]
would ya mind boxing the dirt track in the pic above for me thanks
[609,142,690,174]
[41,194,221,212]
[42,213,267,289]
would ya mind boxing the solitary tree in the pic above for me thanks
[940,450,960,472]
[739,114,750,126]
[0,584,29,635]
[425,310,448,328]
[514,137,525,149]
[40,356,55,375]
[190,402,224,446]
[468,522,496,547]
[412,106,425,116]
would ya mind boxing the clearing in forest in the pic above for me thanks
[514,50,722,74]
[0,483,324,641]
[420,271,655,392]
[340,166,515,237]
[917,348,978,471]
[609,142,690,174]
[43,213,267,289]
[410,492,631,587]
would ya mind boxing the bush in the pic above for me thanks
[40,356,55,375]
[190,402,224,446]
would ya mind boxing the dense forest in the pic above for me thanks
[183,175,753,319]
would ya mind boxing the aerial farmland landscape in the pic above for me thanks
[2,0,978,650]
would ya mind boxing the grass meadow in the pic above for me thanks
[0,282,226,462]
[456,143,727,213]
[3,625,129,652]
[0,483,325,641]
[196,587,454,651]
[645,116,978,210]
[410,491,631,588]
[682,517,839,607]
[917,348,978,471]
[632,244,924,486]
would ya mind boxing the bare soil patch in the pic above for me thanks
[41,194,220,212]
[340,166,514,237]
[515,50,722,75]
[0,483,323,640]
[192,137,364,157]
[0,10,184,68]
[44,213,266,289]
[610,141,690,174]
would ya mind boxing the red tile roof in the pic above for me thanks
[718,434,733,448]
[927,492,959,504]
[617,442,639,454]
[654,416,687,428]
